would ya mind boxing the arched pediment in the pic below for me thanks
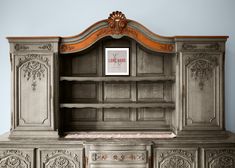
[60,11,175,54]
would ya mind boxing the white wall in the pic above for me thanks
[0,0,235,134]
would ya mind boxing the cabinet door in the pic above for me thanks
[154,148,198,168]
[181,52,223,130]
[38,148,83,168]
[9,40,59,138]
[202,148,235,168]
[12,53,56,134]
[0,148,34,168]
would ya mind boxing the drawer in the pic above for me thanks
[154,147,198,168]
[202,148,235,168]
[86,145,151,168]
[0,148,34,168]
[38,148,83,168]
[90,150,147,164]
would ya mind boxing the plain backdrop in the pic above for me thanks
[0,0,235,135]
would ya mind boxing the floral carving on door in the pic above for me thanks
[18,54,49,91]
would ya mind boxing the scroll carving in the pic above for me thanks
[91,152,146,162]
[44,150,80,168]
[15,43,53,51]
[207,149,235,168]
[15,44,29,51]
[0,150,31,168]
[210,156,234,168]
[161,156,191,168]
[185,53,218,90]
[182,43,220,51]
[18,54,49,91]
[158,149,195,168]
[38,43,52,50]
[107,11,128,34]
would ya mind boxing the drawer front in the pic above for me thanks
[202,148,235,168]
[154,148,198,168]
[86,145,150,168]
[90,164,147,168]
[38,148,83,168]
[0,148,34,168]
[90,151,147,164]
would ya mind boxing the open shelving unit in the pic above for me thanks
[59,37,175,132]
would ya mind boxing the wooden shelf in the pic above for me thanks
[60,76,175,82]
[60,102,175,109]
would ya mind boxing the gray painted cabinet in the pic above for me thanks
[0,11,234,168]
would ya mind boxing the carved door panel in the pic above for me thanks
[38,148,83,168]
[13,54,53,130]
[0,148,34,168]
[181,52,223,130]
[202,148,235,168]
[154,148,198,168]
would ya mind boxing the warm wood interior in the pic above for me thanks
[59,37,175,132]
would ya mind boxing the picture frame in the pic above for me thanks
[105,48,129,75]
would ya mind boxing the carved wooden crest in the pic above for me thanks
[107,11,127,34]
[59,11,175,53]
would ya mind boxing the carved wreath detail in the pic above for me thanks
[210,156,234,168]
[0,156,28,168]
[207,149,235,168]
[0,150,30,168]
[18,54,49,91]
[161,156,191,168]
[186,53,218,90]
[108,11,128,34]
[44,150,80,168]
[159,149,194,162]
[48,156,74,168]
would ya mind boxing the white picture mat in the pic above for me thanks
[105,48,129,75]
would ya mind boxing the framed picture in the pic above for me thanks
[105,48,129,75]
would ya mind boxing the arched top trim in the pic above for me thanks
[7,11,228,54]
[60,11,175,54]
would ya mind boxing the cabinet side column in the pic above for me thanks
[8,38,60,139]
[175,38,227,138]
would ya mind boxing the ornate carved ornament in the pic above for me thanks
[159,149,194,162]
[182,43,220,52]
[0,150,31,168]
[158,149,195,168]
[18,54,49,91]
[185,53,218,90]
[206,149,235,168]
[44,150,80,168]
[91,151,146,162]
[108,11,127,34]
[14,43,53,52]
[160,155,191,168]
[60,11,175,54]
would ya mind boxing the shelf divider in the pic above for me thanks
[60,102,175,109]
[60,76,175,82]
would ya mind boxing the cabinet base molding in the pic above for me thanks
[1,132,235,168]
[9,130,59,139]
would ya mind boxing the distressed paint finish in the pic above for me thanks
[60,11,175,53]
[8,38,60,138]
[3,10,235,168]
[0,149,34,168]
[155,148,198,168]
[203,148,235,168]
[38,148,83,168]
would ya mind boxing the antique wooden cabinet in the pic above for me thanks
[0,11,234,168]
